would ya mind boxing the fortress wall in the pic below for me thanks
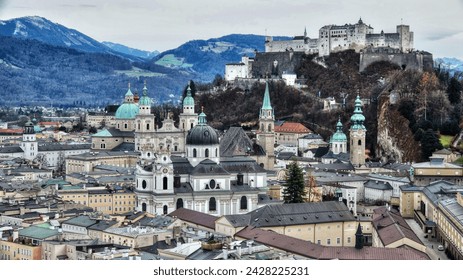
[251,52,305,78]
[359,51,433,72]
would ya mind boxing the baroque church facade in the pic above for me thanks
[134,84,275,216]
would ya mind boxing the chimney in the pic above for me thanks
[12,230,19,242]
[236,244,242,257]
[247,240,254,254]
[222,245,228,260]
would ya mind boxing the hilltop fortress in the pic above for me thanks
[265,18,413,56]
[225,18,433,82]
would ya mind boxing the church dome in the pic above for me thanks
[115,103,139,119]
[186,112,219,145]
[115,86,139,119]
[331,118,347,142]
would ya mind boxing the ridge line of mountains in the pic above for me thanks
[0,16,461,106]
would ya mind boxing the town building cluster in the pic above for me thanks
[1,79,462,261]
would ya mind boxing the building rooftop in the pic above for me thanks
[372,207,423,247]
[364,180,393,190]
[19,225,60,240]
[274,121,311,134]
[224,201,355,228]
[168,208,218,230]
[63,215,98,228]
[236,226,429,260]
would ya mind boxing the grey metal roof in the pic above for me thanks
[111,142,135,152]
[364,180,393,190]
[190,160,229,176]
[137,216,175,228]
[225,201,355,228]
[172,156,194,174]
[439,198,463,229]
[0,146,23,153]
[37,143,91,151]
[174,183,194,194]
[220,127,265,157]
[63,215,98,227]
[88,220,118,231]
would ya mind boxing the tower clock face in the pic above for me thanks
[163,168,169,173]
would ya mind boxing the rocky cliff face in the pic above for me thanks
[376,97,421,162]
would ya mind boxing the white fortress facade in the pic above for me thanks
[265,18,413,57]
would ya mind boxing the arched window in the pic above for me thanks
[142,180,147,189]
[358,139,362,146]
[209,197,216,212]
[240,196,248,210]
[215,148,218,157]
[193,148,197,158]
[176,198,184,209]
[191,123,194,129]
[138,123,140,130]
[146,123,150,130]
[142,203,147,212]
[147,152,151,157]
[268,124,272,132]
[163,177,168,190]
[163,205,168,215]
[261,124,264,131]
[124,123,128,129]
[205,149,209,158]
[210,179,216,189]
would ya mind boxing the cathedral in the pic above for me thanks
[133,83,276,216]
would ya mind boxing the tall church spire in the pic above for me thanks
[350,95,365,130]
[350,95,366,166]
[260,82,274,119]
[257,82,275,169]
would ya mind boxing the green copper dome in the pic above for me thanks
[350,95,366,130]
[183,85,194,106]
[115,103,139,119]
[332,118,347,142]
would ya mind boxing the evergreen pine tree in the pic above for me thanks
[420,129,443,160]
[283,161,306,203]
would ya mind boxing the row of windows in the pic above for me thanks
[191,148,218,158]
[175,196,248,211]
[316,237,351,245]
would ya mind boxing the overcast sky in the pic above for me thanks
[0,0,462,59]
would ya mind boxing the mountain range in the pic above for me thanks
[434,57,463,76]
[0,15,461,106]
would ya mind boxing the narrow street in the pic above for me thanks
[405,219,449,260]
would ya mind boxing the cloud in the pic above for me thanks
[427,31,463,41]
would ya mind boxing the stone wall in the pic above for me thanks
[359,48,433,72]
[251,52,305,78]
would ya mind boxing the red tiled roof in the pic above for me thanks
[274,122,311,134]
[236,226,429,260]
[372,207,423,246]
[168,208,217,230]
[39,122,60,126]
[0,129,23,134]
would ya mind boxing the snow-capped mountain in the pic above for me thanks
[434,57,463,75]
[0,16,112,53]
